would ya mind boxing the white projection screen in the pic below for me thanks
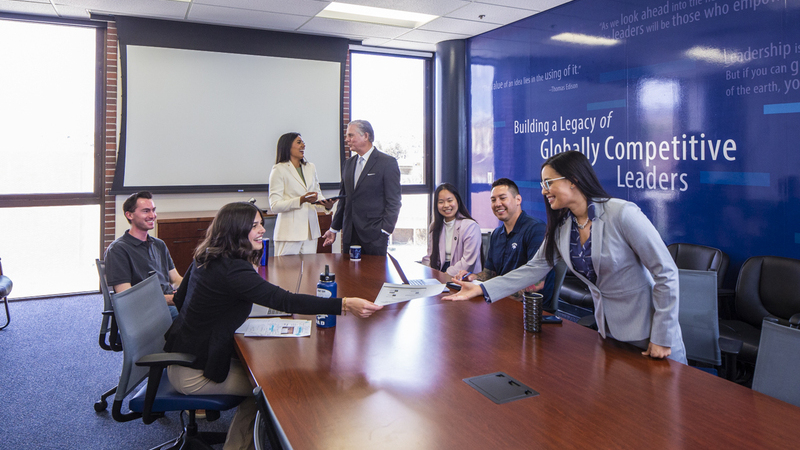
[123,46,341,188]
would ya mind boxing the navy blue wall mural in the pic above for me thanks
[468,0,800,285]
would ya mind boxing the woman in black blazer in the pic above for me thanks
[164,201,381,450]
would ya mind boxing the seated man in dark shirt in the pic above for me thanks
[455,178,555,311]
[104,191,183,318]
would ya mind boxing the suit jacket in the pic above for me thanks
[421,217,483,276]
[331,148,402,244]
[483,199,683,351]
[268,161,326,241]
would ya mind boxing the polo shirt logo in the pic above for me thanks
[511,243,517,250]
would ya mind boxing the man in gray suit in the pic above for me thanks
[323,120,402,256]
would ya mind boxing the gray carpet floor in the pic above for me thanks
[0,293,233,449]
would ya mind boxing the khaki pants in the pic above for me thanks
[167,360,256,450]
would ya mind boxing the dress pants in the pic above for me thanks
[275,239,318,256]
[167,360,256,450]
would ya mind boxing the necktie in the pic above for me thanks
[353,156,365,188]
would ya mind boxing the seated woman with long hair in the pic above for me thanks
[421,183,482,276]
[164,201,381,450]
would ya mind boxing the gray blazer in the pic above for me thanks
[483,199,684,353]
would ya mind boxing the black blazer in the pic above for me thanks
[165,259,341,382]
[331,148,402,244]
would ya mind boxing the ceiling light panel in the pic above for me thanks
[317,2,437,28]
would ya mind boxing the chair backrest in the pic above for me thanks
[96,259,122,352]
[735,256,800,328]
[481,230,491,266]
[752,319,800,408]
[677,269,721,365]
[111,275,173,403]
[667,243,729,289]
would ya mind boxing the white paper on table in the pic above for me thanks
[235,318,313,337]
[374,283,447,306]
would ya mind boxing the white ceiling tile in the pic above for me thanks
[445,2,537,25]
[188,4,309,31]
[418,16,499,35]
[0,0,57,16]
[54,0,189,20]
[193,0,329,16]
[474,0,570,12]
[299,16,408,39]
[399,28,469,44]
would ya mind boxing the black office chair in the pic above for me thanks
[719,256,800,384]
[667,243,729,289]
[110,275,244,449]
[0,258,12,331]
[752,316,800,408]
[94,259,123,412]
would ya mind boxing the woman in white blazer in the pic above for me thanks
[446,151,686,364]
[269,133,336,256]
[421,183,482,277]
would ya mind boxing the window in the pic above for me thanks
[349,51,433,259]
[0,18,102,298]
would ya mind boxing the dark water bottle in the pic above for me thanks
[316,265,337,328]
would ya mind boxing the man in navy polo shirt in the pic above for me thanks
[456,178,555,311]
[104,191,183,319]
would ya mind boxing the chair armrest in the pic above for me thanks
[719,337,743,382]
[719,337,743,355]
[135,352,196,368]
[0,275,12,298]
[134,352,196,425]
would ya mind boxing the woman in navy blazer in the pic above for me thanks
[421,183,482,277]
[446,151,686,364]
[268,132,336,256]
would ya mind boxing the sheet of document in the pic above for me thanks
[235,318,313,337]
[374,283,447,306]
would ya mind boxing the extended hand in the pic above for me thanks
[345,297,383,318]
[318,198,337,210]
[300,192,318,204]
[642,342,671,359]
[442,281,482,301]
[322,230,336,247]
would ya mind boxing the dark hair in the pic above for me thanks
[275,132,306,165]
[348,120,375,142]
[122,191,153,224]
[491,178,520,197]
[429,183,477,270]
[542,151,611,264]
[194,202,263,267]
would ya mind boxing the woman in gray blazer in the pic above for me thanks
[446,151,686,363]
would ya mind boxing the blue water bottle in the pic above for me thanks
[316,265,337,328]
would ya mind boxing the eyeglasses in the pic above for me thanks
[540,177,566,191]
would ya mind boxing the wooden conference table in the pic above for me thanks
[235,254,800,449]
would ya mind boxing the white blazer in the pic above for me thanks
[268,161,326,242]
